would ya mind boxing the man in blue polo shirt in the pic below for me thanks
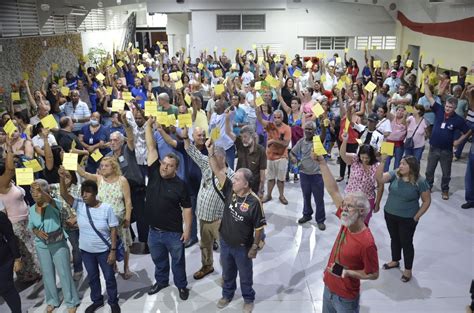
[131,78,148,109]
[423,79,469,200]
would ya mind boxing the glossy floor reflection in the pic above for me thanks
[2,146,472,313]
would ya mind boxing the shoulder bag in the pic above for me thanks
[404,118,424,149]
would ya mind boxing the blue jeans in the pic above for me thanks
[148,228,187,289]
[300,173,326,223]
[66,229,83,273]
[466,150,474,204]
[81,250,118,305]
[190,195,198,242]
[225,145,236,170]
[220,239,255,303]
[322,286,360,313]
[384,145,404,172]
[404,146,424,163]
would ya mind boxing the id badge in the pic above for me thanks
[89,138,94,144]
[441,122,446,129]
[118,155,125,163]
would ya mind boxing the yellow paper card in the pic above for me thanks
[96,73,106,81]
[170,72,178,81]
[293,69,302,78]
[255,81,262,91]
[122,92,133,101]
[214,84,225,95]
[157,114,168,126]
[117,61,124,67]
[178,113,193,128]
[22,72,29,80]
[41,115,58,129]
[109,67,117,75]
[313,136,327,156]
[372,45,377,50]
[60,86,70,96]
[58,78,64,87]
[344,48,349,53]
[252,44,257,50]
[364,81,377,93]
[336,79,345,90]
[91,150,103,162]
[356,138,363,146]
[63,153,78,171]
[221,48,227,53]
[112,99,125,112]
[137,64,145,72]
[167,114,177,127]
[41,70,48,78]
[405,60,413,67]
[405,106,414,114]
[106,59,112,66]
[137,73,144,79]
[214,69,223,77]
[23,159,43,172]
[106,87,113,95]
[312,103,325,117]
[11,92,20,101]
[184,94,192,105]
[15,168,34,186]
[197,63,204,70]
[305,60,313,69]
[51,63,59,71]
[176,71,183,79]
[450,76,458,84]
[466,75,474,84]
[175,81,183,90]
[344,118,350,132]
[373,60,381,68]
[321,74,326,82]
[336,57,342,64]
[4,120,16,137]
[381,142,394,156]
[210,128,220,141]
[345,75,352,85]
[255,95,264,107]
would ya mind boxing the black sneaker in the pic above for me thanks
[178,288,189,300]
[85,302,104,313]
[110,303,121,313]
[461,202,474,209]
[298,216,312,224]
[148,283,169,295]
[213,240,219,251]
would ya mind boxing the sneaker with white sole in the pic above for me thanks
[243,302,254,313]
[217,298,231,309]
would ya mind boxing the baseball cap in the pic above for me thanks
[390,69,397,74]
[368,113,379,122]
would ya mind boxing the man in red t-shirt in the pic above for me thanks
[312,154,379,312]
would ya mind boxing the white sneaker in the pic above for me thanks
[73,271,83,281]
[243,302,254,313]
[217,298,231,309]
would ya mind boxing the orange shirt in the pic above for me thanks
[265,122,291,160]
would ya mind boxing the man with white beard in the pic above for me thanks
[311,154,379,313]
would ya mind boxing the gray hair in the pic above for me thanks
[274,109,284,117]
[446,96,458,107]
[35,179,50,193]
[304,121,316,129]
[452,85,462,93]
[164,152,180,168]
[345,191,370,218]
[158,93,170,102]
[240,125,255,136]
[110,131,125,142]
[237,168,253,186]
[214,146,226,159]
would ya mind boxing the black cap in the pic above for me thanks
[368,113,379,122]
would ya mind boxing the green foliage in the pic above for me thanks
[87,45,108,67]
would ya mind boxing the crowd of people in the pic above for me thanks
[0,43,473,313]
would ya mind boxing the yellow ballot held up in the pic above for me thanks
[137,64,145,72]
[344,118,351,132]
[112,99,125,112]
[214,69,223,77]
[156,112,168,126]
[11,92,21,101]
[313,136,327,156]
[321,74,326,83]
[23,159,43,172]
[170,72,178,81]
[167,114,177,127]
[344,48,349,53]
[312,103,325,118]
[356,138,363,146]
[174,80,183,90]
[466,75,474,84]
[197,63,204,70]
[373,60,381,68]
[60,86,70,96]
[178,113,193,128]
[305,60,313,69]
[117,61,124,67]
[336,57,342,64]
[336,79,345,90]
[450,76,458,84]
[16,168,34,186]
[293,69,302,78]
[405,60,413,68]
[184,94,192,105]
[63,153,79,171]
[96,73,106,81]
[137,73,144,79]
[40,70,48,78]
[255,95,264,107]
[210,128,221,141]
[381,142,394,156]
[4,120,16,137]
[51,63,59,71]
[41,115,58,129]
[364,81,377,93]
[255,81,262,91]
[22,72,29,80]
[91,150,103,162]
[214,84,225,95]
[405,105,414,114]
[106,86,113,95]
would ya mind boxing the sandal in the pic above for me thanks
[382,262,400,270]
[46,305,56,313]
[121,271,133,280]
[401,274,412,283]
[336,177,344,182]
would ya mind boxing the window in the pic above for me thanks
[302,37,348,50]
[355,36,397,50]
[216,14,265,31]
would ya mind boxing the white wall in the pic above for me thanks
[189,3,395,69]
[396,0,474,23]
[81,29,126,55]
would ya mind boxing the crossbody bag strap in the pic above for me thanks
[408,118,424,139]
[211,173,226,203]
[85,205,111,249]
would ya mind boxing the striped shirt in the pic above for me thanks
[60,100,91,132]
[185,143,234,222]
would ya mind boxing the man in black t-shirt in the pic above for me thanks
[207,139,266,313]
[144,117,192,301]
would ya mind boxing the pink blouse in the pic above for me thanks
[0,183,29,224]
[405,116,427,149]
[387,118,407,142]
[345,155,379,200]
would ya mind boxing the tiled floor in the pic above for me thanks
[2,146,473,313]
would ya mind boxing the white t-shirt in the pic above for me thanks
[390,93,412,113]
[241,71,255,85]
[32,134,57,149]
[148,69,161,88]
[376,118,392,135]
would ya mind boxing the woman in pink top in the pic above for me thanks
[404,105,428,163]
[340,132,383,225]
[384,105,407,172]
[0,144,41,282]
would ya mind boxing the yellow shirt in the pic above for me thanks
[193,109,209,136]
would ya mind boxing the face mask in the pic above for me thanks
[90,119,99,126]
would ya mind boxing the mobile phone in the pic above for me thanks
[331,263,344,277]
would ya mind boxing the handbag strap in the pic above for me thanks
[85,204,111,249]
[211,173,226,203]
[408,118,424,139]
